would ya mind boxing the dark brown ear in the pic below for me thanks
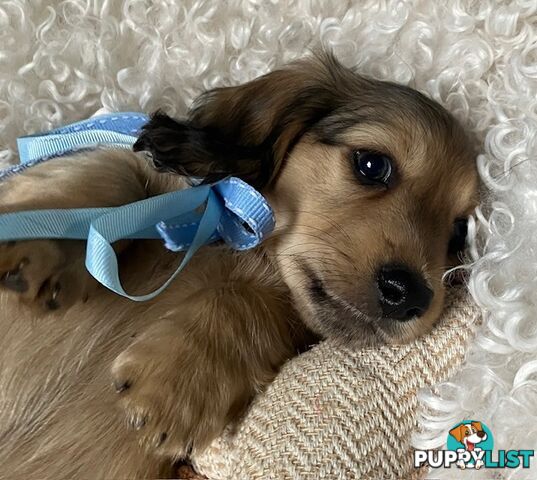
[133,53,358,188]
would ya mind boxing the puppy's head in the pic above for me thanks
[449,422,487,445]
[135,54,478,345]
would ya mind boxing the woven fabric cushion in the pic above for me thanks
[193,287,480,479]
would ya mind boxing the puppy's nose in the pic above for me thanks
[376,265,433,321]
[477,431,486,438]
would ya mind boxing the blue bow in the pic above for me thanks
[0,113,275,301]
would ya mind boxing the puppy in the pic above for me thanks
[449,421,488,469]
[0,54,478,478]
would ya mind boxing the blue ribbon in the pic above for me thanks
[0,113,275,301]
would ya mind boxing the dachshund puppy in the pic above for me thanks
[0,54,478,478]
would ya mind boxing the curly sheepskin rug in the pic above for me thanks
[1,1,536,478]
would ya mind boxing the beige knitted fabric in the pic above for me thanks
[193,287,480,479]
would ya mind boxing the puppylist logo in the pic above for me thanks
[414,420,534,470]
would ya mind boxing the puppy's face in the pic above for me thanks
[137,54,478,345]
[265,107,477,344]
[450,422,487,445]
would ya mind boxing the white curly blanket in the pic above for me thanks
[1,1,536,478]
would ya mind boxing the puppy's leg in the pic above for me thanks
[111,253,300,458]
[0,150,175,311]
[0,239,90,311]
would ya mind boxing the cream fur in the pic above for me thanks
[1,1,536,478]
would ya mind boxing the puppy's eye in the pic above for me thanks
[448,218,468,255]
[352,150,393,186]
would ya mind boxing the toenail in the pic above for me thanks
[114,380,131,393]
[156,432,167,447]
[51,282,61,300]
[134,416,146,430]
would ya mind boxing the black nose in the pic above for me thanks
[477,431,486,438]
[376,265,433,321]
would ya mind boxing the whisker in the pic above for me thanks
[272,208,354,245]
[490,158,531,182]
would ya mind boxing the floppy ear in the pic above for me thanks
[471,421,483,431]
[133,53,359,189]
[449,425,466,443]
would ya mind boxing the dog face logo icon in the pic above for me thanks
[447,421,493,469]
[449,421,488,452]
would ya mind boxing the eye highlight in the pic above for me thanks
[352,150,393,186]
[448,218,468,255]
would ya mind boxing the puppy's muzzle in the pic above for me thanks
[376,265,433,321]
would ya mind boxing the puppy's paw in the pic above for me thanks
[111,320,230,458]
[0,240,90,312]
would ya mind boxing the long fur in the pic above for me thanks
[0,55,478,478]
[1,3,534,478]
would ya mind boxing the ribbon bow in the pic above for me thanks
[0,113,275,301]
